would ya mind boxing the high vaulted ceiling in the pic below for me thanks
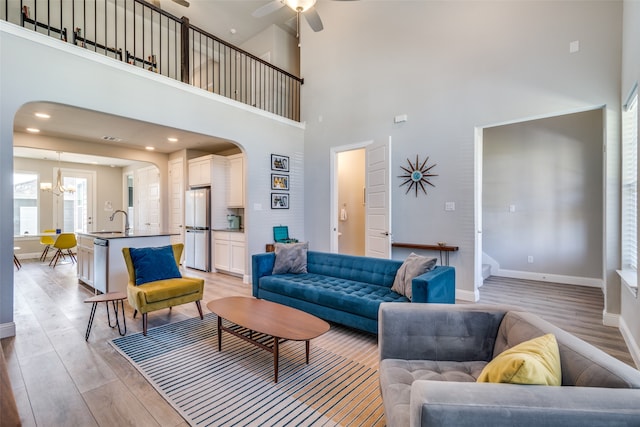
[11,1,320,166]
[154,0,299,45]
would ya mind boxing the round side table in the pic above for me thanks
[84,292,127,341]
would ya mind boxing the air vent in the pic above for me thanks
[101,135,123,142]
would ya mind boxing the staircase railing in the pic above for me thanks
[1,0,302,121]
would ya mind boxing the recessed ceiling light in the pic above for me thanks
[34,112,51,119]
[145,146,155,151]
[26,128,40,133]
[167,137,178,142]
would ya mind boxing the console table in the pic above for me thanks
[392,242,459,265]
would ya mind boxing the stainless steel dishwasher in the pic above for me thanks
[93,238,108,293]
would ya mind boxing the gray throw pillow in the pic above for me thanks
[272,242,309,274]
[391,252,437,300]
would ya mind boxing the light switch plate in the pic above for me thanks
[445,202,455,211]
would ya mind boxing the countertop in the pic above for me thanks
[212,228,244,233]
[77,231,178,239]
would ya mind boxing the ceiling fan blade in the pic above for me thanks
[304,7,323,32]
[171,0,189,7]
[253,0,285,18]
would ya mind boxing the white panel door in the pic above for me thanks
[169,158,185,245]
[365,137,392,259]
[54,168,95,233]
[136,166,161,233]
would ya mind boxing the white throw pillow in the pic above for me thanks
[391,252,437,300]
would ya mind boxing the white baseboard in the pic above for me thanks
[0,322,16,339]
[619,316,640,369]
[602,310,619,327]
[14,252,41,260]
[456,288,479,302]
[495,269,602,288]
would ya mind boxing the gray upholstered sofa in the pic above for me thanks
[379,303,640,427]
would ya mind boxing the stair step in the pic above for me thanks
[482,263,491,279]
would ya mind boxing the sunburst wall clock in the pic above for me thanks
[399,155,438,197]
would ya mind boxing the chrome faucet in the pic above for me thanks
[110,209,130,235]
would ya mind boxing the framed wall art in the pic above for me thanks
[271,193,289,209]
[271,154,290,172]
[271,173,289,191]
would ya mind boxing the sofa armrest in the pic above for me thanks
[378,303,512,361]
[410,381,640,427]
[411,266,455,303]
[252,252,275,296]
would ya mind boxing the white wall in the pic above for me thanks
[300,1,622,303]
[483,109,603,283]
[241,24,300,77]
[0,21,305,338]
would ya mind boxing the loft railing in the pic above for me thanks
[1,0,302,121]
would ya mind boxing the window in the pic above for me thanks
[622,88,638,274]
[13,172,39,236]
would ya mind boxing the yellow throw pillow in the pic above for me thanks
[477,333,562,386]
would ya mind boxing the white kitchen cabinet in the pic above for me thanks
[227,154,244,207]
[188,155,213,187]
[213,231,245,275]
[77,235,95,287]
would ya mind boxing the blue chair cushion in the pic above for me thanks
[129,245,182,286]
[259,273,409,319]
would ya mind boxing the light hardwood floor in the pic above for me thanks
[2,260,637,426]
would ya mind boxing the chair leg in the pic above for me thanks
[196,300,204,319]
[142,313,148,336]
[49,249,61,267]
[133,309,138,319]
[40,245,50,262]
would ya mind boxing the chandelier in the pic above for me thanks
[40,152,76,196]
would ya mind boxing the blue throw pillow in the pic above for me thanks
[129,245,182,286]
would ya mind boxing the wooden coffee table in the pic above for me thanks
[206,297,330,382]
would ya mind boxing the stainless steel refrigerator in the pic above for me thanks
[185,187,211,271]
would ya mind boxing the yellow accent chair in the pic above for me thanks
[122,243,204,336]
[49,233,78,268]
[39,229,57,261]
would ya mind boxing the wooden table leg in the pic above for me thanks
[306,340,310,364]
[274,337,279,383]
[217,316,222,351]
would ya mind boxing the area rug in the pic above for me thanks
[111,313,385,427]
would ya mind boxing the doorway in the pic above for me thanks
[52,168,95,233]
[331,137,392,258]
[475,107,605,299]
[337,149,366,255]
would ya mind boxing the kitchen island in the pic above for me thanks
[76,232,176,294]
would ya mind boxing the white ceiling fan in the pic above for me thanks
[253,0,356,35]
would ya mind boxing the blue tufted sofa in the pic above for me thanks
[252,251,455,334]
